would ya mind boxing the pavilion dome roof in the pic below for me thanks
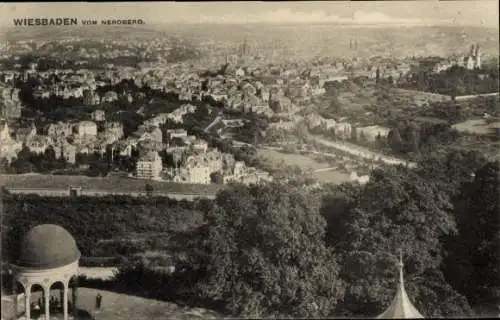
[17,224,81,269]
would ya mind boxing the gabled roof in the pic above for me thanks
[377,252,424,319]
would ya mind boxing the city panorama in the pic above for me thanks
[0,1,499,319]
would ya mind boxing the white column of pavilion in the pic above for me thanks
[13,261,78,320]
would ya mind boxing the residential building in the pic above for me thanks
[26,135,53,154]
[221,119,245,128]
[333,122,353,140]
[235,67,246,77]
[225,169,273,185]
[349,171,370,185]
[136,151,163,180]
[54,142,77,164]
[0,121,22,162]
[15,123,37,143]
[166,145,189,154]
[319,75,348,88]
[178,88,192,101]
[180,135,197,145]
[103,91,118,102]
[222,161,246,183]
[83,89,100,105]
[0,121,12,141]
[167,104,197,123]
[0,85,22,119]
[102,122,124,142]
[76,121,98,138]
[222,161,272,185]
[135,125,163,143]
[311,87,326,96]
[144,113,170,127]
[172,165,211,184]
[116,139,137,157]
[45,122,73,139]
[356,125,391,142]
[137,140,165,153]
[191,139,208,153]
[166,128,188,140]
[305,113,337,130]
[91,109,106,122]
[269,120,297,131]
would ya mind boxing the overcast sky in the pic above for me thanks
[0,1,498,28]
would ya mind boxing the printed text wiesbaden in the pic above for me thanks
[13,18,145,26]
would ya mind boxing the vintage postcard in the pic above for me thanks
[0,1,498,319]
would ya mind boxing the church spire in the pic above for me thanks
[376,250,424,319]
[398,250,404,288]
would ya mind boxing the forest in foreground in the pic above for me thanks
[2,152,498,318]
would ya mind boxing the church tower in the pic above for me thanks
[475,45,481,68]
[470,44,475,56]
[377,251,424,319]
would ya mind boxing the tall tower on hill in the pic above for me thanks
[475,45,481,68]
[240,38,249,57]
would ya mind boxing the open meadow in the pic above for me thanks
[452,119,500,135]
[257,148,351,184]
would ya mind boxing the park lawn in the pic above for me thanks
[312,170,351,185]
[452,119,500,135]
[257,148,331,170]
[257,148,351,184]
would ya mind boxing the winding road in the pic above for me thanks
[310,135,417,168]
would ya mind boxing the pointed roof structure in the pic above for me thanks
[377,251,424,319]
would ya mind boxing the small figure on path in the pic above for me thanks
[95,293,102,309]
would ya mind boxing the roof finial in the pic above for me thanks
[398,248,404,287]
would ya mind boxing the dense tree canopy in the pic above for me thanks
[401,65,499,96]
[445,161,500,307]
[233,113,269,145]
[191,183,345,318]
[387,121,460,156]
[415,149,488,196]
[2,152,496,318]
[321,167,472,317]
[1,194,207,260]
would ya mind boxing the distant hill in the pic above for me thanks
[2,24,498,61]
[3,25,171,42]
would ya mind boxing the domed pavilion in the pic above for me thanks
[376,251,424,319]
[11,224,81,320]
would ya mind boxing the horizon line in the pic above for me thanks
[1,21,498,30]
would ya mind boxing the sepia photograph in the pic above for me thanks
[0,1,498,319]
